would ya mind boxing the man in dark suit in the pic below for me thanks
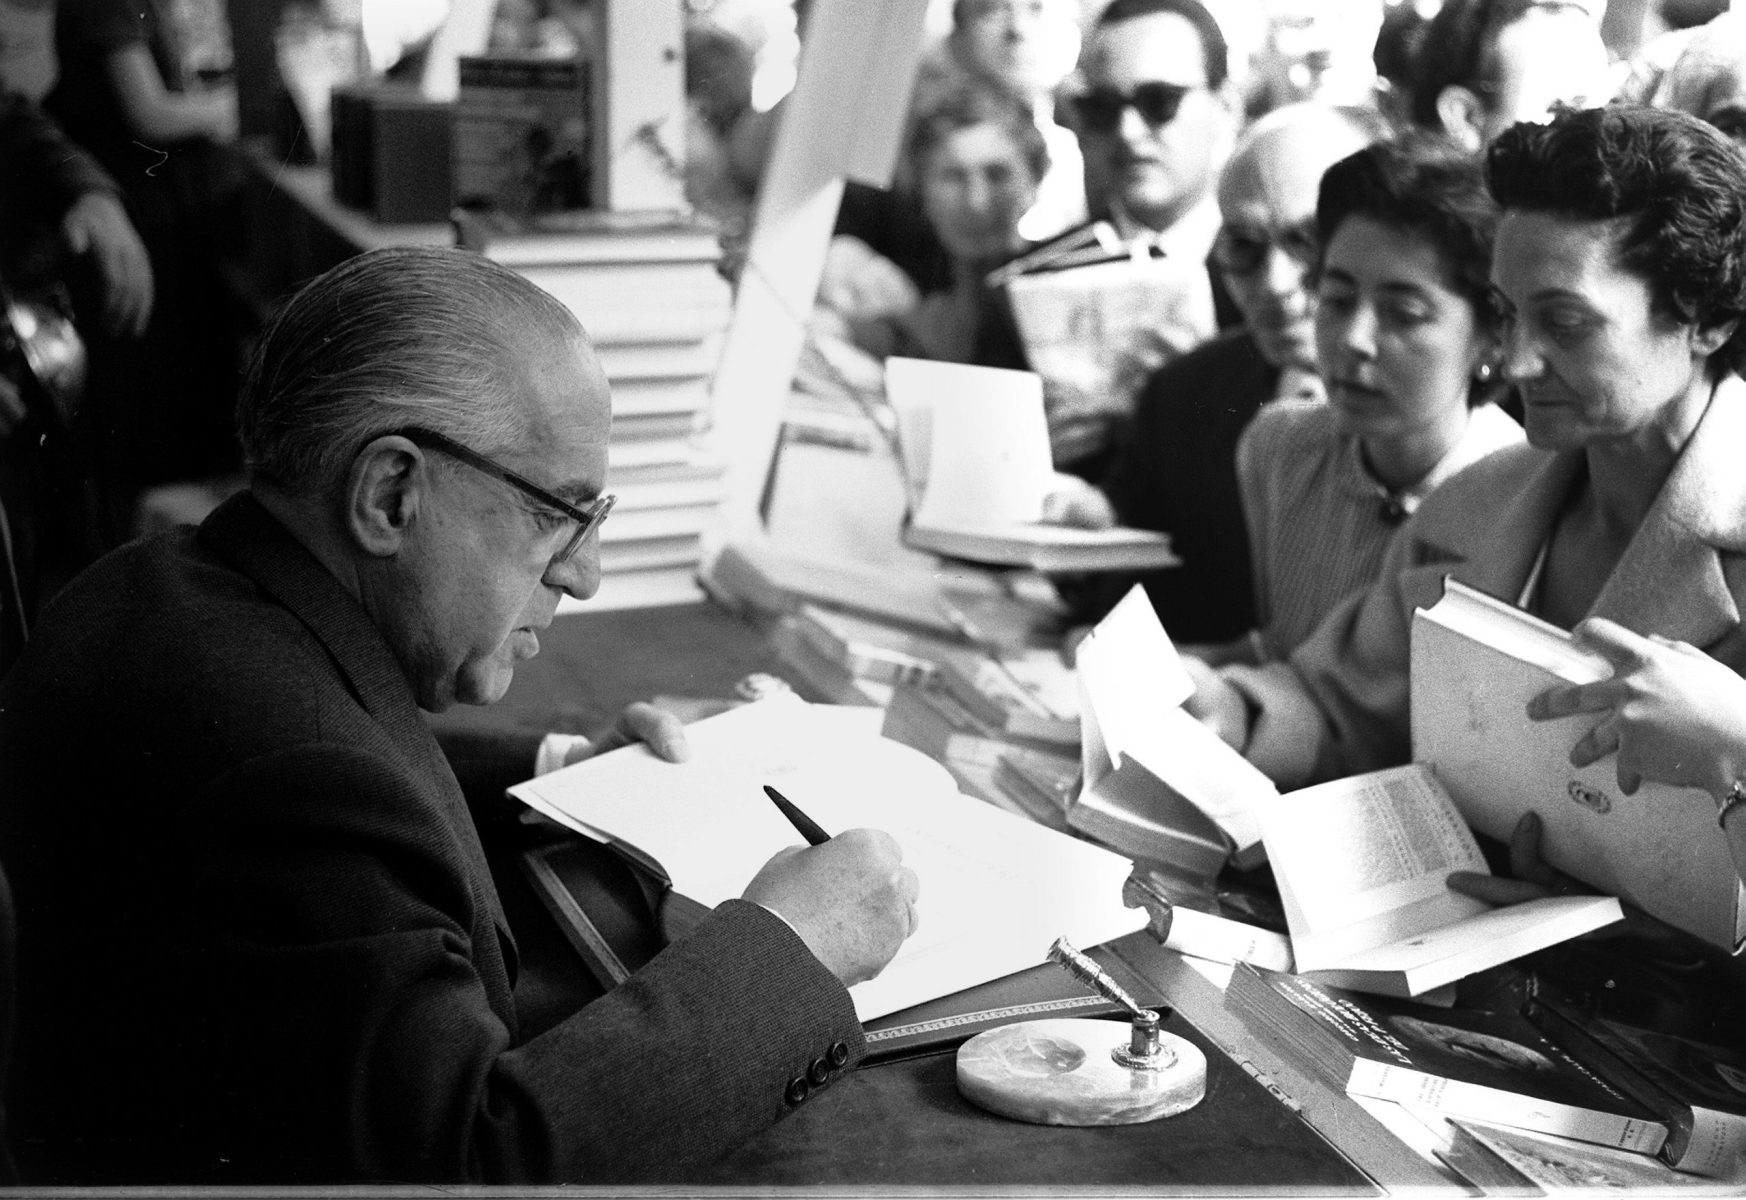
[0,247,918,1184]
[976,0,1244,479]
[1047,102,1380,643]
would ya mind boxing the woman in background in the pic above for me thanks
[802,86,1046,398]
[1219,135,1522,665]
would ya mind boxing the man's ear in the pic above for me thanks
[1434,85,1487,154]
[346,436,423,558]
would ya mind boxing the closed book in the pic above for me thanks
[766,618,886,707]
[993,745,1080,831]
[1523,944,1746,1177]
[1411,578,1746,953]
[791,605,957,687]
[1225,962,1668,1155]
[903,522,1177,574]
[607,459,725,511]
[452,55,592,215]
[931,651,1079,747]
[454,205,722,265]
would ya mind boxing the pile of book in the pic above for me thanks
[457,207,734,606]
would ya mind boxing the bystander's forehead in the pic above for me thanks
[1083,12,1208,89]
[1218,116,1366,225]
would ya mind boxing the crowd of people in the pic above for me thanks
[4,0,1746,1187]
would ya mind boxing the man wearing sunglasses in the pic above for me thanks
[978,0,1242,478]
[0,247,919,1184]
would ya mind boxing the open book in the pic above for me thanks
[1258,763,1622,999]
[884,358,1177,572]
[1069,586,1275,876]
[509,698,1147,1020]
[1410,577,1746,953]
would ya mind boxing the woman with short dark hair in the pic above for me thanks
[1227,133,1523,664]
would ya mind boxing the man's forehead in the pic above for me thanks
[1083,12,1208,86]
[1218,121,1365,222]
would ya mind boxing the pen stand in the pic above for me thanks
[955,940,1206,1126]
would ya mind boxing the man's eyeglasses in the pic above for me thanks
[1069,82,1195,133]
[1210,219,1320,276]
[382,425,615,568]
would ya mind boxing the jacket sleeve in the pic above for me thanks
[1222,499,1463,790]
[0,92,120,225]
[186,742,862,1184]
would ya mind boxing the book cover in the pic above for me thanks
[1410,577,1746,953]
[1523,944,1746,1176]
[1449,1119,1732,1191]
[1260,763,1622,998]
[1225,962,1668,1155]
[452,55,592,215]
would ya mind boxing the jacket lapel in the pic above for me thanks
[1591,376,1746,650]
[197,495,518,978]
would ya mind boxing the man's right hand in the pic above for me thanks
[741,828,919,986]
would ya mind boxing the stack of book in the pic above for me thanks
[456,207,734,605]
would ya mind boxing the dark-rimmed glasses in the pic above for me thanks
[381,425,615,568]
[1069,82,1195,133]
[1211,218,1320,276]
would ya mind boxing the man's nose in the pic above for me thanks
[543,546,601,601]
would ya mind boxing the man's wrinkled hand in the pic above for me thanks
[564,701,689,765]
[742,828,919,986]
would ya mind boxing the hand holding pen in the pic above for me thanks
[739,786,921,985]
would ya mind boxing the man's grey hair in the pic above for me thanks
[237,246,587,496]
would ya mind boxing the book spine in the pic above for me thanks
[1347,1060,1670,1155]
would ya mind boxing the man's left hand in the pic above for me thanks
[563,701,689,766]
[61,192,154,338]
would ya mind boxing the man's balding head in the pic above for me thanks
[1212,102,1382,369]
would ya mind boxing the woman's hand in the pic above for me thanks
[1529,616,1746,800]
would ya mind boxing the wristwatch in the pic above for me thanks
[1719,780,1746,830]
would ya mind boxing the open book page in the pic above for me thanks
[1412,579,1746,953]
[510,698,1146,1019]
[883,357,1053,528]
[1076,587,1272,855]
[1005,254,1213,402]
[1260,765,1488,970]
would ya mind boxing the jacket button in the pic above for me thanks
[808,1056,830,1086]
[828,1040,850,1067]
[785,1076,810,1106]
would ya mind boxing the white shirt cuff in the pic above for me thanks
[535,732,592,776]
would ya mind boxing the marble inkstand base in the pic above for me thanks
[957,1016,1208,1126]
[956,941,1209,1126]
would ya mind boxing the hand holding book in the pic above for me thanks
[1531,616,1746,806]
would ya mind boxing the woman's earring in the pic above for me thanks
[1474,361,1496,384]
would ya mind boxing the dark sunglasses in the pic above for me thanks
[379,425,615,567]
[1070,82,1194,133]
